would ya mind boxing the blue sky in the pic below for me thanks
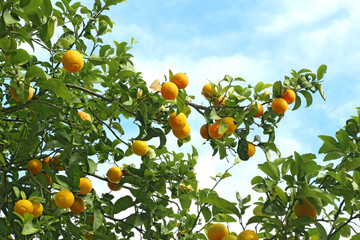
[100,0,360,198]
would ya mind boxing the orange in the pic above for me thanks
[79,177,92,195]
[44,173,53,185]
[27,159,42,174]
[294,198,317,219]
[61,49,84,73]
[132,140,149,156]
[202,83,218,99]
[31,201,43,218]
[207,223,229,240]
[169,112,187,130]
[55,190,75,208]
[247,142,255,157]
[78,111,92,121]
[10,84,34,102]
[70,198,86,214]
[51,154,67,171]
[83,232,94,240]
[271,98,288,114]
[172,122,191,139]
[281,89,296,104]
[208,122,224,139]
[200,124,210,140]
[249,103,264,118]
[172,72,189,89]
[214,95,226,107]
[14,199,33,217]
[222,117,237,134]
[237,230,259,240]
[161,82,178,100]
[108,181,122,191]
[106,167,123,183]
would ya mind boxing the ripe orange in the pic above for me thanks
[61,49,84,73]
[70,197,86,214]
[208,122,224,139]
[55,190,75,208]
[31,201,43,218]
[202,83,218,98]
[281,89,296,104]
[27,159,42,174]
[222,117,237,134]
[107,167,123,183]
[249,103,264,118]
[271,98,288,114]
[78,111,92,121]
[207,223,229,240]
[10,84,34,102]
[79,177,92,195]
[200,124,210,139]
[294,198,317,219]
[172,122,191,139]
[169,112,187,130]
[108,181,122,191]
[214,95,226,107]
[132,140,149,156]
[14,199,33,217]
[247,142,255,157]
[237,230,259,240]
[172,72,189,89]
[161,82,178,100]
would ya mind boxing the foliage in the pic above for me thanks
[0,0,357,239]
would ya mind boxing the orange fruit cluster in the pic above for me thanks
[169,112,191,139]
[206,223,259,240]
[14,199,43,218]
[161,72,189,100]
[107,166,123,192]
[271,89,296,114]
[54,178,92,214]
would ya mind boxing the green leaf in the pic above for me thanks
[272,81,282,98]
[344,157,360,171]
[22,0,43,14]
[0,154,5,166]
[179,195,191,210]
[201,206,211,222]
[237,139,250,161]
[299,90,312,107]
[93,208,103,230]
[37,79,71,103]
[258,161,280,181]
[22,220,39,235]
[315,221,327,240]
[25,65,46,80]
[201,196,241,218]
[262,200,286,216]
[336,129,350,152]
[8,49,31,65]
[114,196,133,214]
[317,65,327,81]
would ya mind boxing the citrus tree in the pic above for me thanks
[1,0,357,240]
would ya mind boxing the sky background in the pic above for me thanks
[56,0,360,236]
